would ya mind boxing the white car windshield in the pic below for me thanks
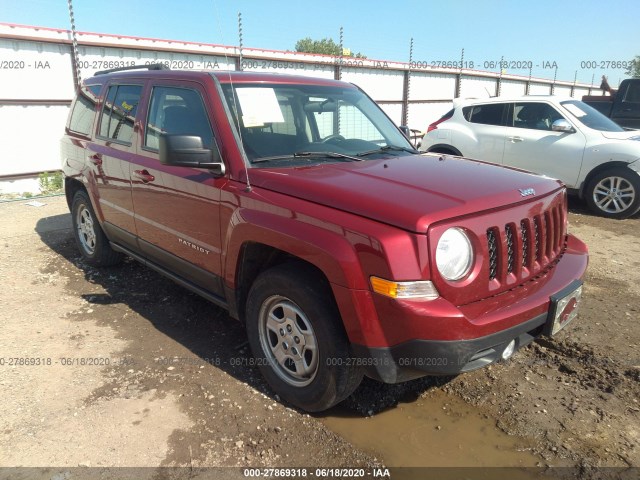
[560,100,625,132]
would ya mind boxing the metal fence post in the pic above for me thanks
[454,48,464,98]
[237,12,243,71]
[401,38,413,127]
[67,0,81,88]
[335,26,343,81]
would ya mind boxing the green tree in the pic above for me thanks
[295,37,366,58]
[626,56,640,78]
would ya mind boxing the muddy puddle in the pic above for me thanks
[323,389,542,473]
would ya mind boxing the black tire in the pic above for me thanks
[71,190,123,267]
[585,167,640,219]
[245,263,363,412]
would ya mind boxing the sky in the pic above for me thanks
[0,0,638,86]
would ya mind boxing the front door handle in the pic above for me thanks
[508,136,523,143]
[132,170,155,183]
[88,153,102,166]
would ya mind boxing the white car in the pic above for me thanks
[418,96,640,219]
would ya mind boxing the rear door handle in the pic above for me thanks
[88,153,102,165]
[132,170,155,183]
[507,136,523,143]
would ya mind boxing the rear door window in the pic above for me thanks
[462,103,507,126]
[98,84,143,144]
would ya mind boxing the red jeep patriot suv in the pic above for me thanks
[61,65,588,412]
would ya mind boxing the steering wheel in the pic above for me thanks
[320,134,345,144]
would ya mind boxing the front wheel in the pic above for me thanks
[585,168,640,219]
[245,263,363,412]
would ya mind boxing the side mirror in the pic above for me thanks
[399,125,421,148]
[159,135,226,176]
[551,119,575,133]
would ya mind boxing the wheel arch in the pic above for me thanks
[224,216,368,341]
[578,161,633,199]
[233,242,335,322]
[64,177,86,210]
[426,144,463,156]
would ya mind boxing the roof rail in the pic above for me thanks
[94,63,170,76]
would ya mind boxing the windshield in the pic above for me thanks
[220,83,415,166]
[559,100,624,132]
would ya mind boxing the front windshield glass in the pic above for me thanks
[220,83,415,166]
[560,100,624,132]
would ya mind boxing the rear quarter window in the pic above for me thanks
[68,84,102,136]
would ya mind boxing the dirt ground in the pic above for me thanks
[0,195,638,478]
[444,200,640,473]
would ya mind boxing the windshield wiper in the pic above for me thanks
[295,151,365,162]
[252,151,365,163]
[356,145,418,157]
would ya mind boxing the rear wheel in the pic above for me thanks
[585,168,640,219]
[71,190,123,266]
[245,263,363,412]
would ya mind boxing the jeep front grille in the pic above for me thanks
[533,216,541,261]
[487,228,499,280]
[486,204,566,282]
[505,224,515,274]
[520,220,529,267]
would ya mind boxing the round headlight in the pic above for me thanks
[436,227,473,281]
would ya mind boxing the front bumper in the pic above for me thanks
[352,310,546,383]
[344,235,588,383]
[353,277,584,383]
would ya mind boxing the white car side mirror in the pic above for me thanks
[551,119,575,133]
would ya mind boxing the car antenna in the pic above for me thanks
[213,1,252,192]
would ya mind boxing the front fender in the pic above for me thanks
[219,185,431,345]
[223,207,378,345]
[223,207,367,290]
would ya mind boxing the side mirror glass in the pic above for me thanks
[551,119,575,133]
[159,135,225,176]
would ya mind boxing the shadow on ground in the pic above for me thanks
[34,213,444,417]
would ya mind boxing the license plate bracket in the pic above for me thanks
[545,280,583,336]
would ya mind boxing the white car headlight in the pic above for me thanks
[436,227,473,281]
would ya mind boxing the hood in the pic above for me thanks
[247,154,562,232]
[600,130,640,141]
